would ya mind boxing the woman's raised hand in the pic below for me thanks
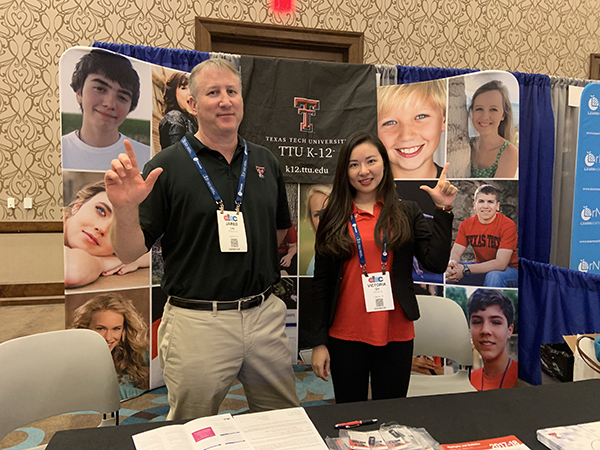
[420,163,458,208]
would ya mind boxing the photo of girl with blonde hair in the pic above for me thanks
[63,180,149,288]
[469,80,518,178]
[71,292,149,399]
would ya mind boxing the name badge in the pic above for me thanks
[217,210,248,252]
[362,271,395,312]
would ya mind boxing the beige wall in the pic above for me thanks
[1,0,600,283]
[0,234,63,284]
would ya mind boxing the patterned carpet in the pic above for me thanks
[0,365,334,450]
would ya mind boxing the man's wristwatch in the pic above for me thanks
[462,265,471,277]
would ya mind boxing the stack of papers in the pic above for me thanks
[537,421,600,450]
[132,407,328,450]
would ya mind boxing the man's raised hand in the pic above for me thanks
[104,140,162,209]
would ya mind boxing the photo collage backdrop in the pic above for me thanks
[61,46,520,395]
[61,47,153,399]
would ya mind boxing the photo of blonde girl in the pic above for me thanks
[469,80,518,178]
[70,292,149,399]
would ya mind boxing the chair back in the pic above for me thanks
[0,329,121,441]
[413,295,473,366]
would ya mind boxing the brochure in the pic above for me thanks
[133,413,249,450]
[132,407,328,450]
[537,421,600,450]
[441,435,531,449]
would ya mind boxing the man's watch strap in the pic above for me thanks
[462,265,471,277]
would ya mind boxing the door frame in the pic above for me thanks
[195,17,364,64]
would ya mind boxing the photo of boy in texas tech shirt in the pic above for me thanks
[445,184,518,287]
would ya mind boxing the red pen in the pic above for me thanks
[334,418,378,429]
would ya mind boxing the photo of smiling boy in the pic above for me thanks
[377,79,447,179]
[446,184,518,287]
[468,289,518,391]
[61,49,151,171]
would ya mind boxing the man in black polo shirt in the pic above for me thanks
[104,58,299,420]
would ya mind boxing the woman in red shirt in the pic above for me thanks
[310,131,457,403]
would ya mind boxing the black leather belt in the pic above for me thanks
[169,286,273,311]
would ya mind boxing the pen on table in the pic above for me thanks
[334,418,378,429]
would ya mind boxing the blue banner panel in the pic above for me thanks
[571,83,600,274]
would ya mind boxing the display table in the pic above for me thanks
[47,380,600,450]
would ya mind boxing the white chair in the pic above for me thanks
[407,295,477,397]
[0,329,121,445]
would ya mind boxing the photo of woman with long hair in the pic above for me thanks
[158,72,198,149]
[71,292,149,399]
[310,131,457,403]
[63,180,149,288]
[469,80,518,178]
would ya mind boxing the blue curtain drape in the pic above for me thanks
[92,42,209,72]
[520,257,600,385]
[511,72,554,264]
[397,65,477,83]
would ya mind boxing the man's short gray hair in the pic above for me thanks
[188,58,242,100]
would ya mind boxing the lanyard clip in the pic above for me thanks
[217,200,225,213]
[360,264,368,277]
[381,264,386,275]
[235,201,241,214]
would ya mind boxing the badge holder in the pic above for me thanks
[361,268,394,313]
[217,201,248,252]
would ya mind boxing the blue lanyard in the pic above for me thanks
[181,136,248,212]
[349,213,388,276]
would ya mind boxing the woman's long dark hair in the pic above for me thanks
[163,72,196,123]
[315,131,411,259]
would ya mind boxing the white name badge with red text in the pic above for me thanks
[217,210,248,252]
[362,272,394,312]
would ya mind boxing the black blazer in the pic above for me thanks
[309,200,453,348]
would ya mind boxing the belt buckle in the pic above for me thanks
[237,286,270,311]
[238,296,253,311]
[255,293,264,308]
[256,287,270,307]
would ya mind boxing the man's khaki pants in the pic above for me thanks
[158,294,300,420]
